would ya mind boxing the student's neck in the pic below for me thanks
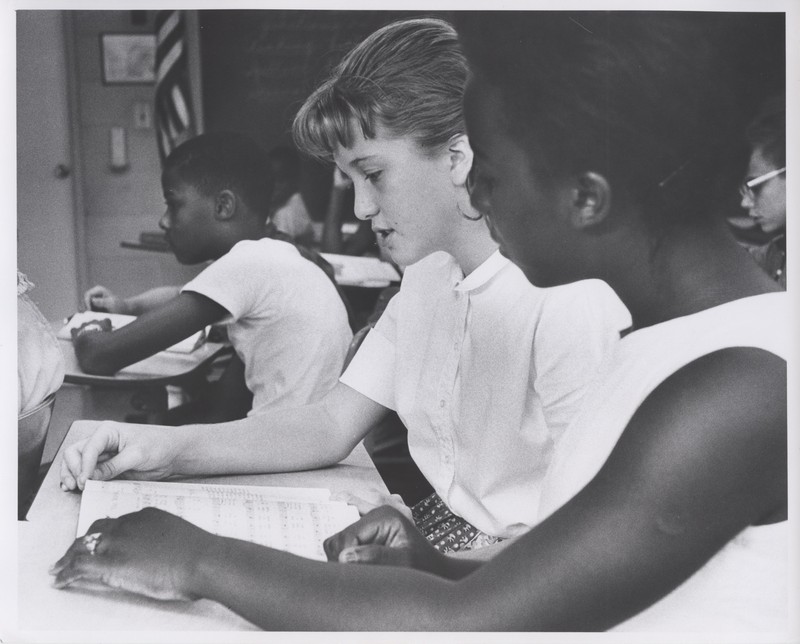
[449,221,498,276]
[606,223,780,330]
[214,225,265,258]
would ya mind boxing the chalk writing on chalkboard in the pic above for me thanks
[200,10,441,148]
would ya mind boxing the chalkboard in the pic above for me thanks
[199,10,449,217]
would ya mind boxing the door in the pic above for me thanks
[17,10,81,320]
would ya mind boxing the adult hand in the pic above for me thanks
[323,506,445,573]
[84,285,127,313]
[60,421,180,491]
[50,508,213,601]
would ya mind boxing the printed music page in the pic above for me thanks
[77,480,359,561]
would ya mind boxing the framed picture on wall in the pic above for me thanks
[100,33,156,84]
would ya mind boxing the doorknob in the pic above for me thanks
[54,164,71,179]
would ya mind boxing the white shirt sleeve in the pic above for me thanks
[532,279,631,441]
[181,243,271,322]
[338,290,401,410]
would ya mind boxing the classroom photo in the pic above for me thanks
[13,5,795,639]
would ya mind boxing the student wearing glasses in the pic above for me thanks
[739,95,786,287]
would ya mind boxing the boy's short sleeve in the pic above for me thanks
[181,242,270,322]
[339,290,401,410]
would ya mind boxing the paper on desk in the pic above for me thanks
[77,480,359,561]
[320,253,401,287]
[59,311,208,354]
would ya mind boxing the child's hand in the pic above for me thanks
[59,421,181,491]
[50,507,213,601]
[323,506,445,573]
[70,318,113,341]
[332,489,412,519]
[84,285,126,313]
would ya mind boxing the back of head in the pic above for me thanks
[746,93,785,168]
[458,12,746,236]
[165,132,274,221]
[293,17,467,159]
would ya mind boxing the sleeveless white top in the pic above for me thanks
[538,292,789,632]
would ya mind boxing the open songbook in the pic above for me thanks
[77,480,360,561]
[59,311,208,354]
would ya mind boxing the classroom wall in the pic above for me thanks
[67,10,204,305]
[17,11,80,320]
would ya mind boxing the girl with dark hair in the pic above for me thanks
[51,13,787,632]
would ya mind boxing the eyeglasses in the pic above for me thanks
[739,167,785,200]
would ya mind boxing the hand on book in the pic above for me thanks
[50,507,211,601]
[59,421,181,491]
[323,505,444,574]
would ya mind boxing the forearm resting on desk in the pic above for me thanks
[60,382,388,488]
[196,533,463,630]
[122,286,182,315]
[73,292,225,375]
[85,285,181,315]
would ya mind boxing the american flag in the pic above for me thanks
[155,10,196,161]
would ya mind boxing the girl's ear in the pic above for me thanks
[568,172,612,230]
[215,190,236,221]
[448,134,474,188]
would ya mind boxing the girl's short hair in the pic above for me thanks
[458,12,749,237]
[293,18,467,160]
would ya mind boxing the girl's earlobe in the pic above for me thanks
[449,134,474,188]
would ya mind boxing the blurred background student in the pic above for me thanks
[267,146,316,246]
[738,94,786,288]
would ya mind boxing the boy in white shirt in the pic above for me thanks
[74,133,352,422]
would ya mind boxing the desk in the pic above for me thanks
[19,420,388,632]
[320,252,401,288]
[55,323,231,388]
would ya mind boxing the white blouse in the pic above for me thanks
[341,250,630,537]
[538,292,789,632]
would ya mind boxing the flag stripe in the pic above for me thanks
[154,9,195,161]
[157,40,183,85]
[156,10,179,43]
